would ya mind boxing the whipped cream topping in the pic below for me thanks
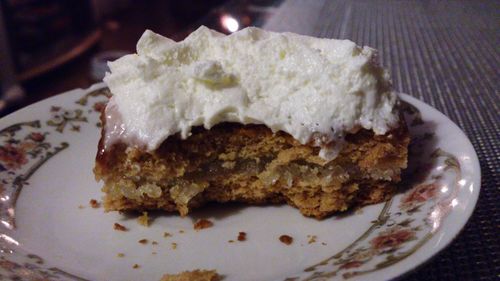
[103,26,399,161]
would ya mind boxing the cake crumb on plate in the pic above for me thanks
[193,219,214,230]
[279,235,293,245]
[237,232,246,241]
[307,235,317,244]
[160,269,220,281]
[113,223,128,231]
[137,211,150,226]
[89,199,100,208]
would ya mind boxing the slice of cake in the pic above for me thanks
[94,26,409,219]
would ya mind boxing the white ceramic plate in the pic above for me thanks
[0,84,480,281]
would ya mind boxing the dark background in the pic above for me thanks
[0,0,278,115]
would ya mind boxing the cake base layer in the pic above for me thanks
[94,123,409,219]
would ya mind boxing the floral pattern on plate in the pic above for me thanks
[296,148,461,280]
[0,88,109,281]
[0,85,479,281]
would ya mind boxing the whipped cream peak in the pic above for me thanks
[103,26,399,161]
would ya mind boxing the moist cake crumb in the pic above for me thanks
[113,223,128,231]
[138,239,148,244]
[137,211,150,226]
[89,199,100,208]
[133,264,140,269]
[221,161,236,169]
[194,219,214,230]
[279,235,293,245]
[163,232,172,238]
[160,269,220,281]
[96,123,409,219]
[171,242,178,250]
[237,232,247,241]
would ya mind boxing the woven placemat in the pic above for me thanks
[264,0,499,280]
